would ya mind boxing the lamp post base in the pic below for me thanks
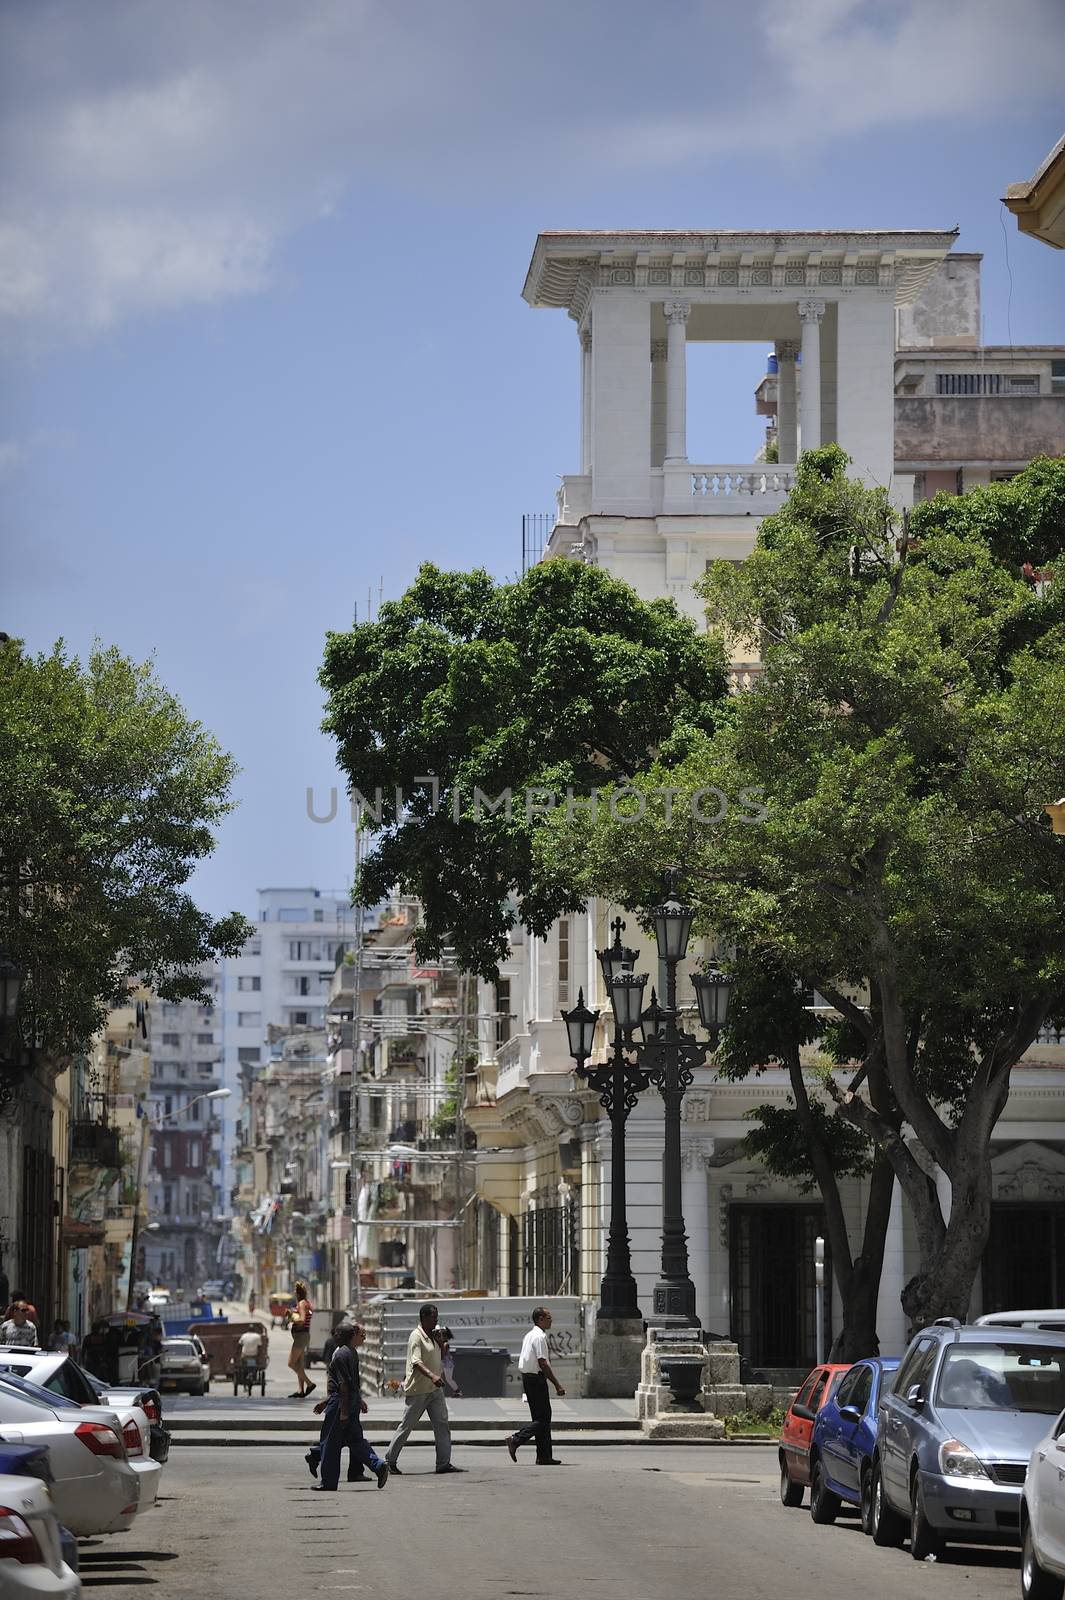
[587,1316,645,1398]
[647,1277,699,1330]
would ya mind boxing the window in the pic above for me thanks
[557,919,570,1006]
[808,1370,830,1411]
[247,939,262,956]
[495,978,512,1048]
[1052,360,1065,396]
[162,1142,173,1170]
[292,1011,309,1026]
[1007,375,1040,393]
[196,1032,214,1045]
[187,1140,202,1168]
[237,975,261,992]
[794,1371,819,1410]
[155,1060,180,1074]
[314,909,324,922]
[161,1033,180,1047]
[237,1011,261,1027]
[279,907,309,922]
[288,940,320,961]
[841,1365,872,1415]
[189,1100,200,1122]
[936,1342,1065,1414]
[238,1046,261,1064]
[162,1185,172,1214]
[935,372,1002,395]
[893,1337,934,1397]
[163,1096,173,1118]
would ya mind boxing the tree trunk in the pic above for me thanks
[829,1151,895,1361]
[900,1138,993,1330]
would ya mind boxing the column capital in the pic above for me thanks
[775,338,800,361]
[797,299,826,325]
[650,339,668,362]
[663,299,692,326]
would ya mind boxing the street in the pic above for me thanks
[78,1443,1020,1599]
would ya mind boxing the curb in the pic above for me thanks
[170,1433,780,1449]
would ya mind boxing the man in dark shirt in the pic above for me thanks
[306,1323,365,1481]
[311,1323,389,1492]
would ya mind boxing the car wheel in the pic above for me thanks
[780,1456,803,1507]
[870,1461,906,1548]
[810,1459,841,1525]
[860,1464,875,1535]
[192,1382,205,1397]
[1023,1520,1065,1600]
[909,1473,944,1562]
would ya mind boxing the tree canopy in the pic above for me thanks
[320,558,728,976]
[0,639,251,1055]
[551,449,1065,1325]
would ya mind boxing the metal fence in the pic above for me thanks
[360,1295,586,1396]
[521,514,552,574]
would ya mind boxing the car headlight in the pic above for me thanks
[939,1439,990,1479]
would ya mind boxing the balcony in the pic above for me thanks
[70,1120,123,1169]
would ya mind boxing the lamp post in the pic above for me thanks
[626,870,733,1330]
[126,1086,231,1310]
[562,919,652,1321]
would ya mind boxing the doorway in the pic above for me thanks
[729,1204,830,1370]
[983,1205,1065,1312]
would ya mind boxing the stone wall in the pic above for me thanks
[895,395,1065,464]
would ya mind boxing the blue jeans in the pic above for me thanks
[318,1395,384,1490]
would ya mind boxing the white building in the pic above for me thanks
[466,228,1065,1381]
[219,888,359,1246]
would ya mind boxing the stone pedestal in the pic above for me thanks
[635,1328,726,1439]
[587,1317,645,1398]
[701,1336,746,1417]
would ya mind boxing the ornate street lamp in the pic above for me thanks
[629,869,731,1330]
[561,922,651,1322]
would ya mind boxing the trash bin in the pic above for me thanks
[449,1345,511,1398]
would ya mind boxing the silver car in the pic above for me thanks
[870,1321,1065,1560]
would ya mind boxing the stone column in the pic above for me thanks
[798,299,825,453]
[681,1138,712,1329]
[580,327,593,475]
[775,339,799,462]
[663,300,691,462]
[650,339,668,468]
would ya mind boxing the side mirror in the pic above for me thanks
[905,1384,925,1411]
[839,1404,862,1425]
[790,1402,815,1422]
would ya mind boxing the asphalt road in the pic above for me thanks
[77,1444,1022,1600]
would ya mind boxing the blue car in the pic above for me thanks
[808,1357,900,1530]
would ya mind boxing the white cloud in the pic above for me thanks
[1,0,1061,336]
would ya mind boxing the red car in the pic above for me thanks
[779,1363,850,1507]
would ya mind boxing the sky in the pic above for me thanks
[3,0,1064,924]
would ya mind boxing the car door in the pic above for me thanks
[834,1364,872,1496]
[1036,1408,1065,1573]
[881,1337,935,1504]
[784,1371,820,1479]
[820,1367,858,1490]
[795,1369,831,1485]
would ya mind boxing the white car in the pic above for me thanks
[1023,1407,1065,1600]
[0,1473,81,1599]
[159,1337,210,1395]
[0,1356,161,1510]
[0,1377,140,1537]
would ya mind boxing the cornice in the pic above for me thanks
[524,230,956,315]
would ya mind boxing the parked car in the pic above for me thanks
[0,1472,81,1599]
[0,1369,160,1515]
[0,1348,166,1462]
[0,1375,139,1536]
[807,1357,900,1527]
[1021,1406,1065,1599]
[159,1338,210,1396]
[779,1363,851,1507]
[197,1280,226,1302]
[978,1311,1065,1336]
[0,1441,78,1575]
[870,1320,1065,1560]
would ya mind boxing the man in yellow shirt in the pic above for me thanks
[384,1303,463,1475]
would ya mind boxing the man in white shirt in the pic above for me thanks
[506,1307,565,1466]
[237,1328,263,1367]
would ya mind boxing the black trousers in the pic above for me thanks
[512,1373,553,1461]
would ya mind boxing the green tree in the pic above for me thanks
[320,559,728,976]
[561,450,1065,1330]
[0,639,252,1053]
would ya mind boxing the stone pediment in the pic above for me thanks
[991,1140,1065,1202]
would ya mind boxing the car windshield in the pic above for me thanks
[937,1343,1065,1413]
[166,1342,197,1358]
[0,1370,79,1410]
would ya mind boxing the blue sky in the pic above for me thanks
[3,0,1063,923]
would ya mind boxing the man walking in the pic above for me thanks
[385,1303,462,1475]
[506,1307,564,1466]
[312,1323,389,1492]
[307,1323,369,1483]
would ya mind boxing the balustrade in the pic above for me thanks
[690,466,794,499]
